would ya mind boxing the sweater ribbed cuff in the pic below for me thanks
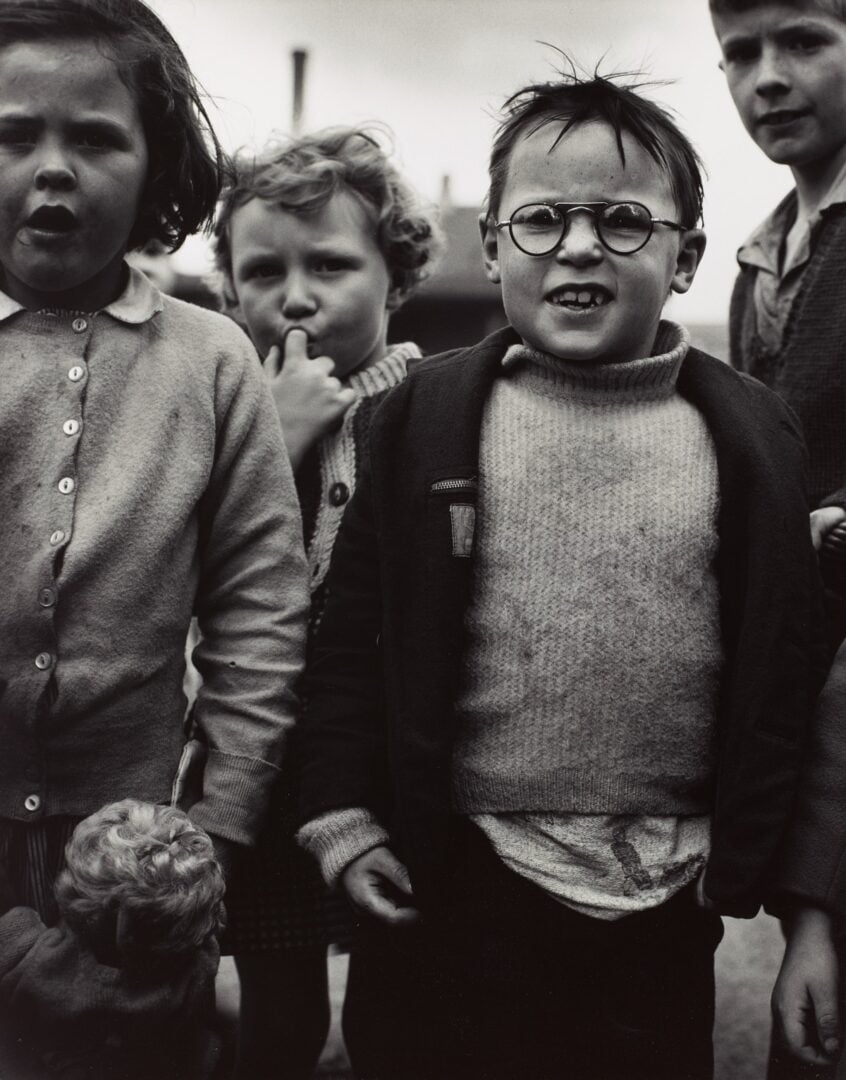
[296,808,389,887]
[187,749,280,848]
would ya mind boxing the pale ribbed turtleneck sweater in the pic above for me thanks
[456,321,721,918]
[298,323,722,908]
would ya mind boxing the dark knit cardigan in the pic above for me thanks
[729,202,846,509]
[299,326,830,918]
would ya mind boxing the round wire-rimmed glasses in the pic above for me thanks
[495,201,687,256]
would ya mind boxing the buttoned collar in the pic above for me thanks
[0,264,164,326]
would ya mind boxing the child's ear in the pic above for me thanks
[386,283,405,312]
[479,212,501,285]
[670,228,707,295]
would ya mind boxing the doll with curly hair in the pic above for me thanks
[0,800,225,1080]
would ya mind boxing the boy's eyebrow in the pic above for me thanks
[720,16,838,47]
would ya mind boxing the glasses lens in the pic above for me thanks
[510,204,563,255]
[598,202,652,253]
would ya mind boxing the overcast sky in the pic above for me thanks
[148,0,794,324]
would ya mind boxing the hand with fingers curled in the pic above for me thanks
[772,906,842,1068]
[811,506,846,553]
[263,327,357,472]
[341,845,421,928]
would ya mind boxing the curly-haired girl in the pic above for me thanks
[213,126,442,1079]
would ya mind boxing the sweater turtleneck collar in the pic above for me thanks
[501,319,690,402]
[346,341,421,399]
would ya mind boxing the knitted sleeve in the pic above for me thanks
[0,907,44,983]
[771,636,846,917]
[297,808,390,886]
[188,325,309,847]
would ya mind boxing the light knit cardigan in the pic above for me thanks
[0,268,309,846]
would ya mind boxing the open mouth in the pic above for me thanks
[547,285,612,311]
[26,205,77,233]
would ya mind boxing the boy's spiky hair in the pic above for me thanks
[55,800,226,969]
[486,61,705,230]
[0,0,226,252]
[213,126,443,315]
[709,0,846,16]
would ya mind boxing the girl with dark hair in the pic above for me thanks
[0,0,308,1002]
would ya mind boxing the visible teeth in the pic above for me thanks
[552,287,608,308]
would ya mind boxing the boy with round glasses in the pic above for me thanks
[297,68,829,1079]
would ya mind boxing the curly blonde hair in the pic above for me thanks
[213,126,442,315]
[55,800,225,968]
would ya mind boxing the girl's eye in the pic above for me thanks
[249,264,282,280]
[0,126,36,147]
[314,257,352,273]
[79,133,108,149]
[76,128,118,149]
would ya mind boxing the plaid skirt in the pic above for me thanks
[220,759,357,956]
[0,815,81,924]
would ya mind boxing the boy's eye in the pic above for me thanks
[784,31,827,54]
[511,205,561,232]
[722,42,760,64]
[601,203,650,234]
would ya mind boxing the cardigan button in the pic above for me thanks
[329,482,350,507]
[38,587,56,608]
[71,317,88,333]
[34,652,53,670]
[49,529,66,546]
[24,794,41,812]
[68,365,86,382]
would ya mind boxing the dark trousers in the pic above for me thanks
[343,819,723,1080]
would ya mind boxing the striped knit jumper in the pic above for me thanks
[454,321,723,916]
[299,341,421,653]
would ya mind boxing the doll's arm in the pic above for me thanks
[772,906,841,1066]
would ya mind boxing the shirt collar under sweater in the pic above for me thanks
[0,264,163,325]
[500,319,689,404]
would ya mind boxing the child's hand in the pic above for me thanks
[209,834,240,882]
[264,328,356,472]
[772,906,841,1066]
[811,507,846,551]
[341,845,421,927]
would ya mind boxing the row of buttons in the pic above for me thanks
[24,320,89,817]
[50,364,82,543]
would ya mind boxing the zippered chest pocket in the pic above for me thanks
[430,476,477,558]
